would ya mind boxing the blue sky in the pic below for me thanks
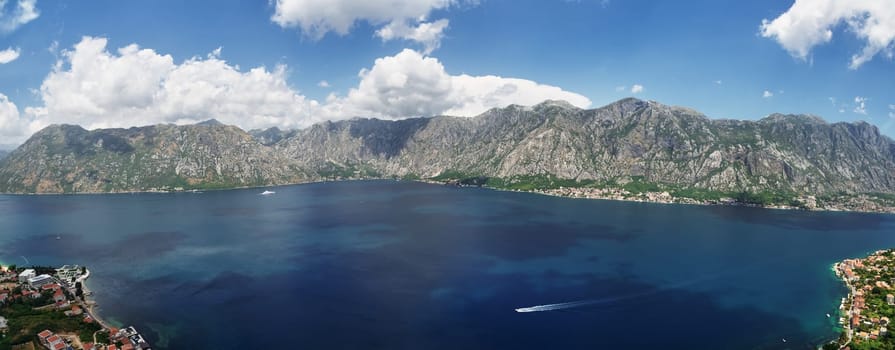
[0,0,893,145]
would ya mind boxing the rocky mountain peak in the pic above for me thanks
[533,100,581,110]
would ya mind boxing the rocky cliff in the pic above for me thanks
[0,123,306,193]
[279,98,895,195]
[2,98,894,199]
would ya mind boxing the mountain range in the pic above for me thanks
[1,98,893,209]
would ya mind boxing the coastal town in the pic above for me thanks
[434,176,895,214]
[503,185,895,214]
[831,250,895,350]
[0,264,150,350]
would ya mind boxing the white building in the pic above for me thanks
[18,269,36,283]
[0,316,7,330]
[56,265,81,283]
[28,274,54,289]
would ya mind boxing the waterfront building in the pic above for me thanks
[18,269,35,283]
[28,274,54,289]
[55,265,81,283]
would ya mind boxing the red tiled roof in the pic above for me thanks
[121,344,135,350]
[46,335,60,343]
[53,342,65,350]
[38,330,53,339]
[107,345,118,350]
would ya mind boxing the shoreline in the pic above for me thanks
[833,261,855,349]
[79,269,114,331]
[829,249,895,349]
[467,184,895,215]
[1,178,894,215]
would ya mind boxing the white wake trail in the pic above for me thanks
[515,300,598,312]
[515,258,785,313]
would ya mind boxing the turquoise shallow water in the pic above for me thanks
[0,181,893,349]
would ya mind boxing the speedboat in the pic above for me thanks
[261,190,276,195]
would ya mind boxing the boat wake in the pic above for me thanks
[515,257,785,313]
[515,300,599,313]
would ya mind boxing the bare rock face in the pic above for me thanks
[0,123,306,193]
[278,98,895,195]
[2,98,895,196]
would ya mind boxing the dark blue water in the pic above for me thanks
[1,181,894,349]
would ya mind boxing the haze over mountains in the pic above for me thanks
[1,98,893,198]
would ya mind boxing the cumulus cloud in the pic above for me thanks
[26,36,321,135]
[762,90,774,98]
[0,46,19,63]
[760,0,895,69]
[325,49,591,118]
[0,0,39,33]
[0,93,25,138]
[271,0,464,53]
[375,18,449,54]
[853,96,867,114]
[317,80,330,88]
[630,84,644,94]
[2,37,590,144]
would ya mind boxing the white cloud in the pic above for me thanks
[4,38,590,144]
[854,96,868,115]
[26,36,321,137]
[0,46,19,63]
[271,0,466,53]
[0,0,39,33]
[614,85,626,92]
[889,104,895,118]
[760,0,895,69]
[0,93,25,139]
[630,84,644,94]
[762,90,774,98]
[317,80,330,88]
[325,49,591,118]
[375,19,449,54]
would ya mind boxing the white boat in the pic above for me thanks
[261,190,276,195]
